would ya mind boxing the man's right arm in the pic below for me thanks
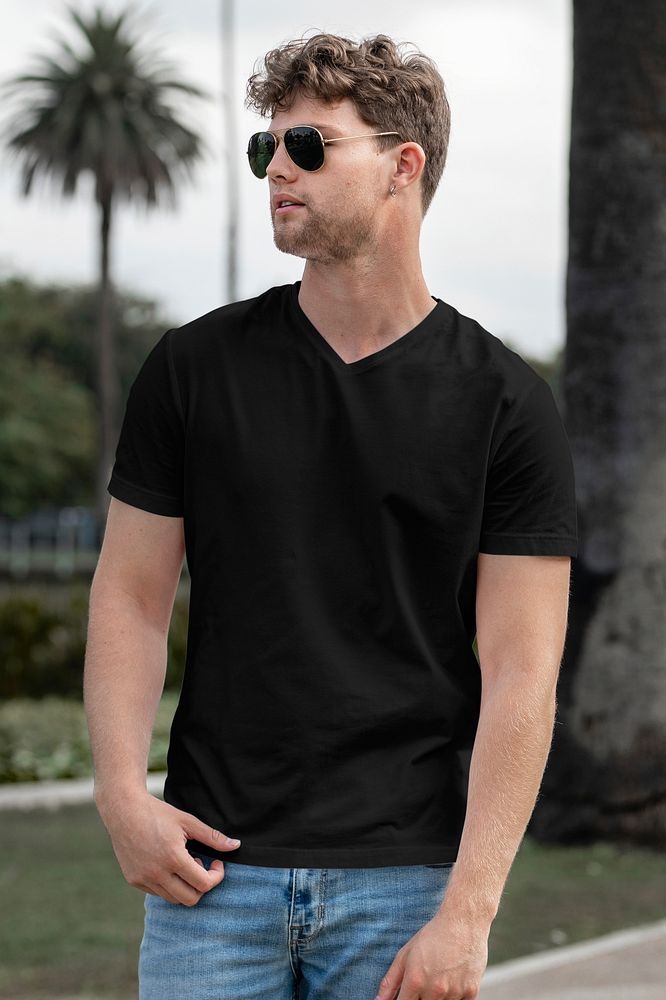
[84,497,240,905]
[85,496,184,807]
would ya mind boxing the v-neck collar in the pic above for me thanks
[289,280,444,373]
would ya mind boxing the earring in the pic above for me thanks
[389,184,397,197]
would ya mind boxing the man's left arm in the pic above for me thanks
[374,551,572,1000]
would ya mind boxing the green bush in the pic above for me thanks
[0,582,189,699]
[0,588,87,699]
[0,690,178,783]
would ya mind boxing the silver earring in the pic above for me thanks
[389,184,397,197]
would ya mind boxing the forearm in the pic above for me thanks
[83,580,168,813]
[438,670,558,925]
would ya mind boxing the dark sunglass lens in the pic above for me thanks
[285,126,325,171]
[248,132,275,178]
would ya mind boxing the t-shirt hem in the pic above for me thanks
[185,837,459,869]
[479,533,578,556]
[107,472,183,517]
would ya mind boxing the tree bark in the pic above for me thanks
[94,188,118,544]
[529,0,666,847]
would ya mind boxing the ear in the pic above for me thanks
[390,141,426,196]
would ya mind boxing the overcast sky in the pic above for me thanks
[0,0,571,361]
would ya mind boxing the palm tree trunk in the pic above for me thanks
[529,0,666,847]
[94,189,118,542]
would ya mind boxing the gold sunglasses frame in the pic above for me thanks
[247,125,402,176]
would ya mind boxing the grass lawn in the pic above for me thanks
[1,800,665,999]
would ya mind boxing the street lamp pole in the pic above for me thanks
[221,0,238,304]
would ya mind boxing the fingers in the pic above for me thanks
[138,878,185,905]
[159,870,209,906]
[179,851,226,894]
[136,851,226,906]
[107,796,237,905]
[145,865,221,906]
[183,812,241,856]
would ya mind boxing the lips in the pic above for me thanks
[275,203,305,215]
[272,194,306,212]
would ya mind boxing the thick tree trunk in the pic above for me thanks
[529,0,666,847]
[94,189,118,543]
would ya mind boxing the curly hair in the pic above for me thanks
[245,32,451,217]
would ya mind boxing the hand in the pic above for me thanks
[95,788,241,906]
[373,907,490,999]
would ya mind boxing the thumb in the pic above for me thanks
[183,813,242,854]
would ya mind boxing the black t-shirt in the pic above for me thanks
[107,280,578,868]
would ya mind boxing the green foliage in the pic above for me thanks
[0,582,188,700]
[0,274,171,395]
[0,695,94,782]
[0,587,88,699]
[0,690,178,783]
[0,351,95,515]
[0,274,176,516]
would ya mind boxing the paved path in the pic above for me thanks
[2,775,665,998]
[479,917,666,999]
[0,771,168,809]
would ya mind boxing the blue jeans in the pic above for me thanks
[138,849,455,999]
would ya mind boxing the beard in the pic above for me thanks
[271,198,378,263]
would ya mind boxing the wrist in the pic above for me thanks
[436,889,498,927]
[94,780,149,817]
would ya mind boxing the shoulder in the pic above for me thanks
[443,300,545,407]
[167,283,293,361]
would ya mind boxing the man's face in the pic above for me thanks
[265,92,391,263]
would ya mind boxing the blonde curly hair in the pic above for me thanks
[245,32,451,217]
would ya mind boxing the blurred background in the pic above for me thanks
[0,1,664,998]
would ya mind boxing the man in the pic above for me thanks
[85,31,578,1000]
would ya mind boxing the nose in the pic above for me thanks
[266,137,298,182]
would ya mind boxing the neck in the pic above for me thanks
[297,251,436,364]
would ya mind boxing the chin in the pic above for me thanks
[273,234,315,258]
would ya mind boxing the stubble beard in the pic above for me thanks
[272,200,378,263]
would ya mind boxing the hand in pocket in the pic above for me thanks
[96,789,241,905]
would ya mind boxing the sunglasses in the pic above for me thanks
[247,124,401,178]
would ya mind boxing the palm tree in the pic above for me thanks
[0,2,212,537]
[529,0,666,847]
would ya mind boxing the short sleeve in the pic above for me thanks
[479,377,578,556]
[107,329,184,516]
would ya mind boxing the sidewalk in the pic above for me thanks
[2,775,665,998]
[0,771,168,809]
[479,917,666,999]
